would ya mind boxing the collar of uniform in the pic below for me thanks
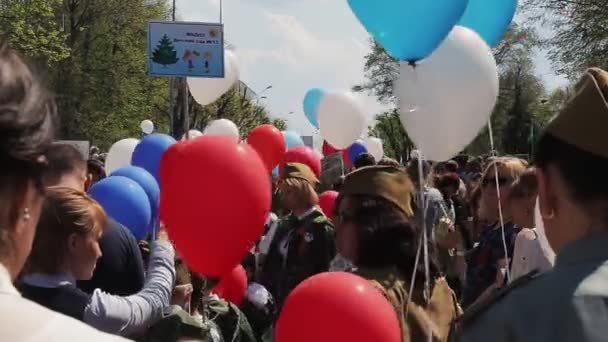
[555,233,608,268]
[0,263,19,296]
[297,207,318,220]
[21,273,76,289]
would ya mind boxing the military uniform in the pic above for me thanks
[456,68,608,341]
[341,166,462,342]
[260,209,335,308]
[259,163,336,308]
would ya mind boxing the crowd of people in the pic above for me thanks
[1,40,608,342]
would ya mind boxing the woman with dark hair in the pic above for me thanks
[335,166,460,342]
[458,68,608,341]
[0,41,125,340]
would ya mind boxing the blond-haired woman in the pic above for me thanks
[462,157,527,307]
[259,163,336,308]
[19,187,176,336]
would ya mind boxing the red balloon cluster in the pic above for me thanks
[318,191,338,219]
[213,265,248,306]
[284,145,321,177]
[247,124,287,173]
[159,136,270,278]
[275,272,401,342]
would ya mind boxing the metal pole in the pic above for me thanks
[220,0,223,23]
[183,78,190,139]
[168,0,177,137]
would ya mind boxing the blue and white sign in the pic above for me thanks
[148,21,225,78]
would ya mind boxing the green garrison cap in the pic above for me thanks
[546,68,608,159]
[341,166,415,217]
[281,162,320,186]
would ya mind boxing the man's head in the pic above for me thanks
[44,144,87,191]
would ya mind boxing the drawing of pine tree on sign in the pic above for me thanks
[152,34,179,67]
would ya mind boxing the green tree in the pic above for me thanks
[0,0,69,65]
[368,109,413,161]
[525,0,608,77]
[151,34,179,67]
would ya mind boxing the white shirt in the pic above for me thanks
[0,263,128,341]
[510,228,554,282]
[21,240,176,336]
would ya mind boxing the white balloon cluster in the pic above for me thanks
[396,26,499,161]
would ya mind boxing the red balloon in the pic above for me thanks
[247,124,287,173]
[318,191,338,219]
[160,136,270,278]
[342,149,352,171]
[213,265,248,306]
[322,140,340,157]
[276,272,401,342]
[284,145,321,177]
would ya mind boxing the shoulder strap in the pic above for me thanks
[455,270,541,330]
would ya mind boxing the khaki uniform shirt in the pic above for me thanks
[458,233,608,342]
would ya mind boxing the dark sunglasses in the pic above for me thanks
[482,177,511,188]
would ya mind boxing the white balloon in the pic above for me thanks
[105,138,140,174]
[534,198,556,264]
[181,129,203,141]
[188,50,240,106]
[140,120,154,134]
[396,26,499,161]
[318,92,367,149]
[203,119,240,143]
[366,137,384,161]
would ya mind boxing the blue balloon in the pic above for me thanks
[459,0,517,47]
[131,134,176,184]
[283,131,304,149]
[348,0,468,62]
[348,142,368,164]
[111,166,160,224]
[89,176,152,240]
[303,88,325,128]
[272,166,279,179]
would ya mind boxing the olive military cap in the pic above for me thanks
[341,165,415,217]
[281,162,319,186]
[546,68,608,159]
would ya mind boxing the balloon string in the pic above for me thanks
[487,120,511,283]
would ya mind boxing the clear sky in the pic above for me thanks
[178,0,568,143]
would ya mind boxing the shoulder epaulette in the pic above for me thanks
[455,270,543,329]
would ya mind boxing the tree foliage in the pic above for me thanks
[525,0,608,77]
[1,0,280,150]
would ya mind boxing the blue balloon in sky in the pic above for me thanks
[131,133,176,184]
[347,0,468,62]
[303,88,325,128]
[111,166,160,224]
[458,0,517,48]
[348,142,368,164]
[283,131,304,149]
[89,176,152,240]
